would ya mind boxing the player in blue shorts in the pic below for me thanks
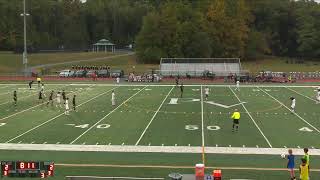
[287,149,296,180]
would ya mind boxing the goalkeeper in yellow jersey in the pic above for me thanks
[231,109,241,132]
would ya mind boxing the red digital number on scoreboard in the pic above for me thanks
[17,162,37,170]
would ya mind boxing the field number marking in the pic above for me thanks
[299,127,313,132]
[66,124,111,129]
[185,125,220,131]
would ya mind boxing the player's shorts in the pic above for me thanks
[291,105,295,109]
[205,94,209,98]
[66,105,69,110]
[233,119,239,124]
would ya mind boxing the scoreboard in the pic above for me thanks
[1,161,54,178]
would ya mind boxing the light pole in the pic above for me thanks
[20,0,29,76]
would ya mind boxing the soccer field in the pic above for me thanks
[0,83,320,178]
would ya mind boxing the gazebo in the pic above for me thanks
[92,39,116,53]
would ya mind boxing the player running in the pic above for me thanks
[41,83,45,92]
[180,83,184,98]
[316,88,320,104]
[28,81,34,90]
[111,90,115,106]
[13,90,17,106]
[65,98,70,115]
[72,95,76,111]
[290,97,296,113]
[38,90,44,103]
[56,91,62,108]
[231,109,240,132]
[47,90,54,106]
[235,80,240,91]
[204,86,210,100]
[286,149,296,180]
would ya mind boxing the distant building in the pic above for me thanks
[92,39,115,53]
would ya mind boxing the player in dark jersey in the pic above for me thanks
[175,76,179,87]
[28,81,34,90]
[62,90,66,101]
[47,91,54,106]
[38,90,44,103]
[13,90,17,106]
[72,95,76,111]
[180,83,184,98]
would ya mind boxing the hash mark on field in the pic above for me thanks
[18,141,22,144]
[56,142,60,144]
[43,142,47,144]
[82,142,86,145]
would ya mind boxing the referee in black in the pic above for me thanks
[13,90,17,106]
[72,95,76,111]
[180,83,184,98]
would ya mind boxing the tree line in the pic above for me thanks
[1,0,320,63]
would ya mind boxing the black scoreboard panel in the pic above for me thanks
[1,161,54,178]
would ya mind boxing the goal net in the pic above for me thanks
[160,58,242,77]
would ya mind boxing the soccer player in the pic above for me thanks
[65,97,70,115]
[62,90,66,102]
[36,77,41,88]
[56,91,62,108]
[290,97,296,113]
[235,80,240,91]
[299,158,309,180]
[286,149,296,180]
[111,90,115,106]
[175,76,179,87]
[303,148,310,168]
[72,95,76,111]
[316,88,320,104]
[231,109,240,132]
[13,90,17,106]
[38,90,44,103]
[116,77,120,84]
[47,90,54,106]
[204,86,210,100]
[180,83,184,98]
[28,81,34,90]
[41,83,45,92]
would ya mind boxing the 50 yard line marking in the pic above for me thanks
[70,86,148,144]
[200,85,205,164]
[229,86,273,148]
[258,87,320,133]
[5,86,117,143]
[135,86,174,145]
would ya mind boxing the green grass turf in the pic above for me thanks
[0,83,320,179]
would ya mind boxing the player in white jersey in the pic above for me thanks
[290,97,296,113]
[116,77,120,84]
[204,86,210,100]
[235,80,240,91]
[56,92,62,108]
[111,90,115,106]
[41,83,45,92]
[316,88,320,104]
[65,98,70,115]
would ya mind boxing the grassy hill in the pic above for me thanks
[0,51,319,75]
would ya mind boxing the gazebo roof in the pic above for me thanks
[93,39,115,46]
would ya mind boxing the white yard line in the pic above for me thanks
[258,87,320,133]
[285,87,317,102]
[200,85,205,148]
[135,86,174,145]
[229,86,273,148]
[0,83,319,88]
[0,143,319,155]
[70,86,148,144]
[5,87,117,143]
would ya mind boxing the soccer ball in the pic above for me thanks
[281,154,286,159]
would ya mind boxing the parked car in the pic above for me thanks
[97,70,109,78]
[59,70,75,77]
[75,70,87,77]
[110,70,124,78]
[86,70,97,78]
